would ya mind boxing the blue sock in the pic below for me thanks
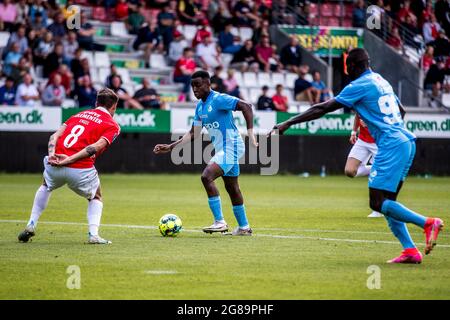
[208,196,223,221]
[381,199,427,228]
[384,216,416,249]
[232,204,249,229]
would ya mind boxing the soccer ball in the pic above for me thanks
[159,214,182,237]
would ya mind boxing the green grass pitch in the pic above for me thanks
[0,173,449,299]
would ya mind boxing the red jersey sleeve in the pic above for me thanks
[101,123,120,145]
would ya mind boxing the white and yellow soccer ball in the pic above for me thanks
[158,214,182,237]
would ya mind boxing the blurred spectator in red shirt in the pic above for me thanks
[421,45,435,73]
[192,19,212,48]
[272,84,289,112]
[387,26,403,52]
[49,64,73,96]
[398,0,417,24]
[173,47,197,100]
[255,36,282,72]
[116,0,129,20]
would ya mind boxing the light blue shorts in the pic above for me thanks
[210,143,245,177]
[369,140,416,193]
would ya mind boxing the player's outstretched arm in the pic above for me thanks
[236,100,258,147]
[47,124,67,161]
[153,125,202,154]
[51,138,109,167]
[269,98,345,136]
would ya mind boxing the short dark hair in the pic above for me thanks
[192,70,210,80]
[347,48,370,68]
[96,88,119,109]
[262,85,269,91]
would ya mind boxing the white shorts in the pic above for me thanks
[348,139,378,165]
[43,156,100,200]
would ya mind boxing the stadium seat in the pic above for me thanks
[184,25,198,41]
[285,73,298,89]
[327,17,340,27]
[0,32,11,48]
[239,27,253,41]
[342,18,353,27]
[243,72,257,88]
[234,71,244,87]
[62,99,77,108]
[89,68,99,83]
[92,6,107,21]
[288,105,299,113]
[258,72,271,87]
[344,4,353,18]
[240,87,249,101]
[110,22,129,38]
[116,68,131,83]
[122,83,135,96]
[94,52,111,68]
[230,27,240,37]
[320,4,334,17]
[221,53,234,68]
[98,67,110,84]
[442,93,450,108]
[150,54,168,69]
[81,51,94,67]
[271,72,285,88]
[309,3,318,17]
[304,73,313,83]
[249,88,261,104]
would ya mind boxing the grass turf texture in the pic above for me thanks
[0,174,449,299]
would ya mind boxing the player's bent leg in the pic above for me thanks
[223,176,252,236]
[201,163,229,234]
[344,157,361,178]
[87,185,111,245]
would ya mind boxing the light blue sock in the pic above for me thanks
[232,204,249,229]
[384,216,416,249]
[208,196,223,221]
[381,199,427,228]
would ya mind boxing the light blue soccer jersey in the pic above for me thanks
[335,70,415,149]
[193,90,245,176]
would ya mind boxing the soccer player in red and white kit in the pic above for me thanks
[18,88,121,244]
[345,113,382,218]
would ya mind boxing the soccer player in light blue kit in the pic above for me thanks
[154,70,258,236]
[270,48,444,263]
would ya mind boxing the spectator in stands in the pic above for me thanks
[178,0,201,24]
[218,22,242,54]
[29,0,48,27]
[115,0,129,20]
[423,14,442,44]
[233,0,260,27]
[11,57,32,85]
[15,0,29,26]
[173,47,196,101]
[49,64,73,96]
[42,74,66,106]
[34,31,54,65]
[157,4,176,50]
[311,71,331,103]
[223,68,241,98]
[387,26,403,52]
[5,25,28,57]
[15,73,40,107]
[44,42,64,77]
[294,65,319,104]
[196,36,221,71]
[109,75,143,109]
[134,78,165,109]
[70,48,84,80]
[352,0,366,28]
[435,0,450,36]
[105,64,122,88]
[0,0,17,32]
[47,12,67,40]
[257,85,275,111]
[126,4,145,35]
[30,11,47,33]
[210,65,226,93]
[3,42,22,77]
[75,58,91,89]
[280,36,302,74]
[255,36,282,72]
[398,0,417,24]
[63,31,79,65]
[192,19,212,48]
[230,39,259,72]
[133,20,163,68]
[27,30,40,58]
[431,29,450,57]
[421,45,436,73]
[207,0,219,21]
[75,75,97,107]
[77,12,105,51]
[0,77,16,106]
[211,0,233,34]
[168,30,188,66]
[252,19,270,47]
[272,84,289,112]
[420,0,435,28]
[424,57,447,101]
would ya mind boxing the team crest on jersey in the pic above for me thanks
[208,105,212,112]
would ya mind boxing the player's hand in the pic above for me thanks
[349,131,357,145]
[248,129,259,148]
[50,154,70,166]
[268,122,289,137]
[153,144,172,154]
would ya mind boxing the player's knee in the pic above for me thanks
[201,173,213,185]
[226,184,241,197]
[345,167,357,178]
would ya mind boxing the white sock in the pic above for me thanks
[355,165,371,177]
[27,185,51,227]
[87,199,103,237]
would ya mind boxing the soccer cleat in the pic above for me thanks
[203,221,229,234]
[88,233,112,244]
[387,248,422,264]
[229,227,253,236]
[424,218,444,255]
[367,211,383,218]
[18,224,36,243]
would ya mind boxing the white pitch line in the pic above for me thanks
[1,219,449,248]
[144,270,178,275]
